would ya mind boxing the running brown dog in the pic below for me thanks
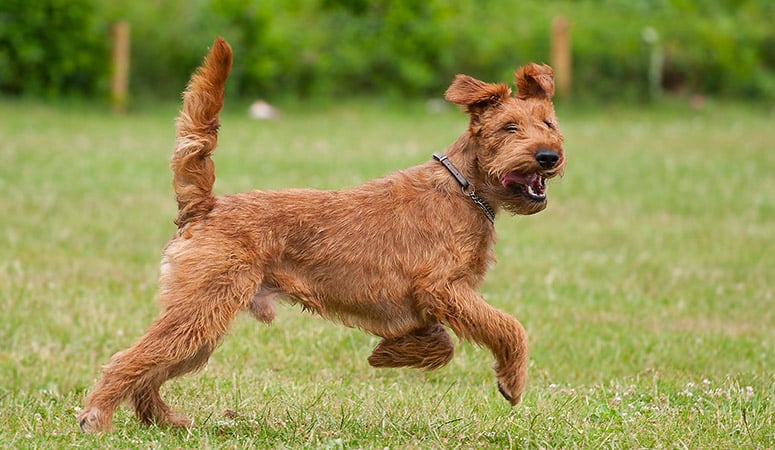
[78,37,565,432]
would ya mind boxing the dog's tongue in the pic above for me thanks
[502,172,547,199]
[502,172,537,188]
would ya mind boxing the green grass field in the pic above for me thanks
[1,98,773,448]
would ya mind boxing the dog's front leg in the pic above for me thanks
[431,286,529,405]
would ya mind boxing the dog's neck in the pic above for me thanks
[442,134,501,207]
[444,134,486,178]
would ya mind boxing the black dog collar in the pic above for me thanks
[433,153,496,224]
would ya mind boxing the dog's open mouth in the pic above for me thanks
[501,172,547,202]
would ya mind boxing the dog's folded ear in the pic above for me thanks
[515,64,555,99]
[445,75,511,112]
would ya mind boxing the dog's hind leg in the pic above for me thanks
[77,288,244,432]
[367,323,454,370]
[129,342,214,427]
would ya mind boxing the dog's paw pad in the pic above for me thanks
[497,381,512,401]
[497,381,521,406]
[78,416,102,433]
[77,407,110,433]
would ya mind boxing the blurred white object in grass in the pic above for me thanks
[249,100,280,120]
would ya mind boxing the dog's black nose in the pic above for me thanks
[535,149,559,169]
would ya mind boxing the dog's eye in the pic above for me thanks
[503,124,520,133]
[544,120,555,130]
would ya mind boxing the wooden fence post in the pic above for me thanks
[111,21,130,113]
[551,17,571,99]
[642,27,664,101]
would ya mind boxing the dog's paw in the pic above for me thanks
[164,412,193,429]
[77,407,112,433]
[497,381,522,406]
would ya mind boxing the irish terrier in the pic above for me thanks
[78,37,565,432]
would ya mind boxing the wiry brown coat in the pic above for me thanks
[78,37,565,432]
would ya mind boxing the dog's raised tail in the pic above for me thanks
[171,37,232,227]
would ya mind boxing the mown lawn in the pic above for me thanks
[0,98,773,448]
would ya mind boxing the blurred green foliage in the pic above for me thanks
[0,0,107,97]
[1,0,773,101]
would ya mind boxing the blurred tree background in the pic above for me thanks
[1,0,773,102]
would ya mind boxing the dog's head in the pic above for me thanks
[445,64,565,215]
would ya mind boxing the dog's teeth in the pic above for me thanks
[525,182,546,200]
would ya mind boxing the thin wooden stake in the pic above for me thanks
[551,17,571,99]
[111,21,130,113]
